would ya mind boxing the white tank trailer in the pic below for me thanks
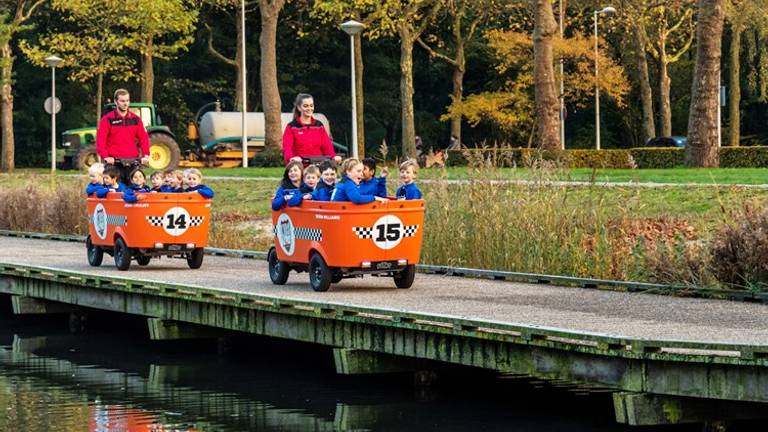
[197,112,333,149]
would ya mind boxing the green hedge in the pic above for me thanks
[446,146,768,169]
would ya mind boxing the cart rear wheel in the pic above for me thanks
[394,265,416,289]
[86,235,103,267]
[114,237,131,271]
[309,253,332,292]
[268,247,289,285]
[136,255,151,266]
[331,272,343,284]
[187,248,204,269]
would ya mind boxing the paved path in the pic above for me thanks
[1,237,767,346]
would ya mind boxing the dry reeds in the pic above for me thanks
[0,177,88,234]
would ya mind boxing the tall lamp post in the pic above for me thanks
[559,0,565,150]
[44,55,63,175]
[593,6,615,151]
[240,0,248,168]
[341,19,365,160]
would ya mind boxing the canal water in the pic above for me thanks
[0,307,750,431]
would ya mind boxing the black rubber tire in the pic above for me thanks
[187,248,204,269]
[268,247,289,285]
[136,255,151,266]
[114,237,131,271]
[86,235,103,267]
[148,133,181,171]
[309,253,332,292]
[331,272,343,284]
[77,144,100,171]
[394,265,416,289]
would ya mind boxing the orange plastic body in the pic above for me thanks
[271,199,425,268]
[87,193,211,249]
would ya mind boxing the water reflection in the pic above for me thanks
[0,313,697,432]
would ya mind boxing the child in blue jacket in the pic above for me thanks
[312,160,337,201]
[300,165,320,196]
[160,170,183,192]
[272,161,305,210]
[85,163,104,196]
[183,168,215,198]
[332,158,388,204]
[149,171,164,192]
[395,159,423,200]
[95,165,139,203]
[360,157,388,197]
[129,169,151,192]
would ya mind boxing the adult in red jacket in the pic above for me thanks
[282,93,342,165]
[96,89,150,182]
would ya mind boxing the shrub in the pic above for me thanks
[0,178,88,234]
[709,201,768,290]
[719,146,768,168]
[250,147,284,167]
[628,148,685,168]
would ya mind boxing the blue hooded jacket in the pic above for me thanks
[312,181,335,201]
[130,184,151,192]
[331,176,377,204]
[160,185,182,193]
[359,176,387,198]
[85,182,102,196]
[271,181,304,211]
[396,182,422,200]
[95,182,138,203]
[186,184,215,198]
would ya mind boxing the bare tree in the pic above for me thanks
[685,0,725,167]
[532,0,559,150]
[259,0,287,149]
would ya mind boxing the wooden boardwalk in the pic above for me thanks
[1,236,767,426]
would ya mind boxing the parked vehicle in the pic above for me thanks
[644,136,687,148]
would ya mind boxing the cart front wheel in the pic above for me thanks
[86,235,103,267]
[268,247,289,285]
[309,253,332,292]
[114,237,131,271]
[187,248,204,269]
[394,265,416,289]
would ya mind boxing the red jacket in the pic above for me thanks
[95,110,150,159]
[282,117,335,162]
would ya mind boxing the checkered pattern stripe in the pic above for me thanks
[353,226,374,239]
[403,224,419,237]
[190,216,205,227]
[295,227,322,241]
[94,214,127,226]
[146,216,164,227]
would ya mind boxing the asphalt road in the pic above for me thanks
[1,237,767,346]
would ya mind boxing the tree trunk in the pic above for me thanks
[96,72,103,122]
[632,22,656,141]
[399,25,417,158]
[658,37,672,136]
[0,40,15,173]
[141,48,154,103]
[685,0,725,167]
[728,23,741,147]
[259,0,285,149]
[450,43,465,145]
[532,0,560,151]
[354,33,365,157]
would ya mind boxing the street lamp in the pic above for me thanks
[240,0,248,168]
[593,6,616,151]
[341,19,365,160]
[559,0,565,150]
[44,55,63,175]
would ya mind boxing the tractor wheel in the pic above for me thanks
[77,145,100,171]
[86,235,103,267]
[148,133,181,171]
[114,237,132,271]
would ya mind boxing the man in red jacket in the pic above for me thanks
[96,89,150,182]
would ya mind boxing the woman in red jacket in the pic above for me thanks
[282,93,342,165]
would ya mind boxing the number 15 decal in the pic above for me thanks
[372,215,403,250]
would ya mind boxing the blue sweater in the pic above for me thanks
[85,182,102,196]
[130,184,151,192]
[271,185,303,211]
[160,185,182,193]
[331,177,376,204]
[359,176,387,198]
[95,182,138,203]
[312,181,335,201]
[396,182,422,200]
[187,184,215,198]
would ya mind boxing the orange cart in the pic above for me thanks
[269,199,425,291]
[86,193,212,270]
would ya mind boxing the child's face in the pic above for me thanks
[400,166,417,184]
[104,175,118,187]
[362,165,375,181]
[166,174,181,188]
[88,172,102,184]
[287,165,302,184]
[186,173,201,188]
[131,171,145,187]
[151,175,164,188]
[347,163,364,184]
[304,173,319,188]
[321,168,336,185]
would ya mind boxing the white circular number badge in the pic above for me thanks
[93,203,108,240]
[276,213,296,256]
[163,207,191,237]
[372,215,404,250]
